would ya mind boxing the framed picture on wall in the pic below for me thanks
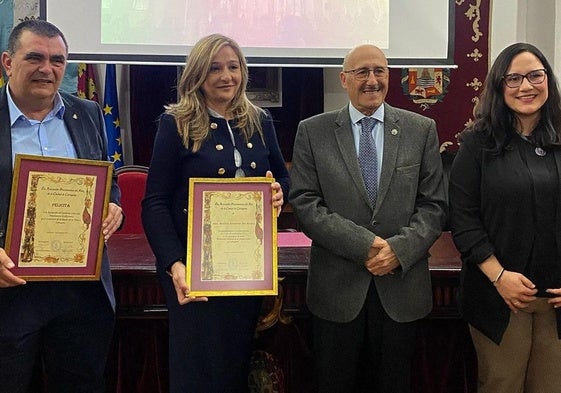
[175,66,282,107]
[247,67,282,107]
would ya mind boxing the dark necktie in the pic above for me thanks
[359,117,378,207]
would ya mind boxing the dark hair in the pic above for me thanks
[465,42,561,153]
[7,19,68,55]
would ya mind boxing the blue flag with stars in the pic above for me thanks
[103,64,123,169]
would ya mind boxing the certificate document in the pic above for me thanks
[201,189,265,281]
[19,171,95,267]
[6,155,112,280]
[187,177,278,296]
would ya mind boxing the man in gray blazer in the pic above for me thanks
[0,20,122,392]
[289,44,446,393]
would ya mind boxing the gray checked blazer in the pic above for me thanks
[289,103,447,323]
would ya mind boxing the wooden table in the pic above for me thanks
[108,231,462,318]
[106,232,475,393]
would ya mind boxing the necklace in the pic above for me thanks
[518,132,546,156]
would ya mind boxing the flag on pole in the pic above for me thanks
[77,63,99,102]
[103,64,123,169]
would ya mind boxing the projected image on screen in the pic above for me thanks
[44,0,451,66]
[100,0,389,50]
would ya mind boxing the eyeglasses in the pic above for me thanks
[502,68,547,88]
[343,67,388,81]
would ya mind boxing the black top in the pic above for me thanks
[450,129,561,344]
[517,135,561,296]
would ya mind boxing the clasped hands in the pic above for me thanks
[0,202,122,288]
[364,236,399,276]
[493,270,561,313]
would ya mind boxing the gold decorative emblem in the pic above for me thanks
[467,48,483,62]
[466,78,483,92]
[465,0,482,42]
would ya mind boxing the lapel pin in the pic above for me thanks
[73,114,78,119]
[391,129,398,135]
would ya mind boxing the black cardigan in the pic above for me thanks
[449,130,561,344]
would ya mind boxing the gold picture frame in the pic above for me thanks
[186,177,278,296]
[5,154,112,280]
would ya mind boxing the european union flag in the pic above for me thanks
[103,64,123,169]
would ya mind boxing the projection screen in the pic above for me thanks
[42,0,454,67]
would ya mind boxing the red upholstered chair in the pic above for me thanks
[115,165,149,234]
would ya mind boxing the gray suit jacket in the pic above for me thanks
[289,103,446,323]
[0,86,120,309]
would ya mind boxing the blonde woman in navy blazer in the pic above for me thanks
[141,34,289,393]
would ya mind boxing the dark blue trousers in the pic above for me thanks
[0,281,115,393]
[313,280,418,393]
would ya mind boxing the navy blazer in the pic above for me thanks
[142,111,290,274]
[0,86,121,309]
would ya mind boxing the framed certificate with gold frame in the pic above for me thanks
[5,154,113,280]
[186,177,278,296]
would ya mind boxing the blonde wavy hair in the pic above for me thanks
[165,34,265,152]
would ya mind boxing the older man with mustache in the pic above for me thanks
[289,44,447,393]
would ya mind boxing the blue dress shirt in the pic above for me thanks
[7,84,76,165]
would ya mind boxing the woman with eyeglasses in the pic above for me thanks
[449,42,561,393]
[141,34,289,393]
